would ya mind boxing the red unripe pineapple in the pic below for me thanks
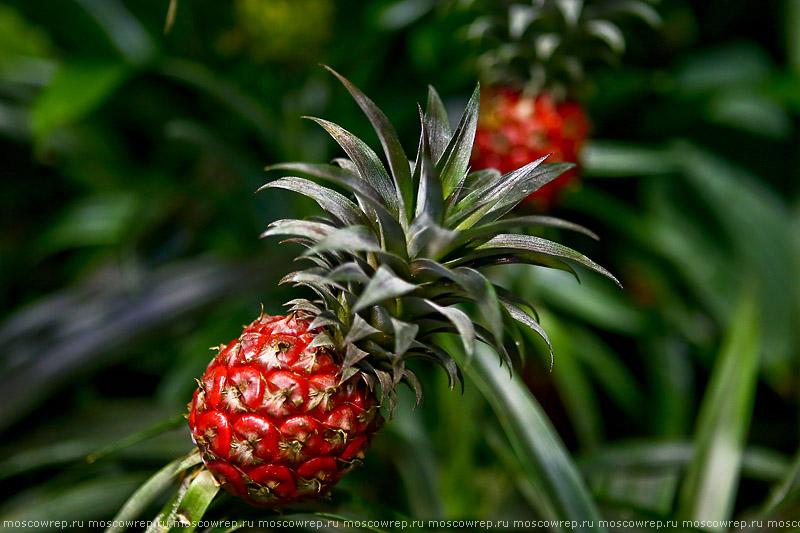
[466,0,657,208]
[472,87,589,208]
[189,313,382,506]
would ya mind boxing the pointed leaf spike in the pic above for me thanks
[353,265,418,312]
[500,298,555,371]
[304,117,400,218]
[342,343,370,370]
[437,83,481,198]
[424,85,452,163]
[402,368,424,408]
[414,115,445,225]
[260,177,365,227]
[344,314,381,344]
[425,300,475,358]
[474,234,622,288]
[324,66,414,224]
[390,318,420,356]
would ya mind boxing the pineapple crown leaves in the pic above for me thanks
[462,0,660,95]
[260,66,619,413]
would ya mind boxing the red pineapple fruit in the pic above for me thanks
[472,87,589,208]
[466,0,658,208]
[186,69,618,507]
[189,313,382,506]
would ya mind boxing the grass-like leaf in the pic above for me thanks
[147,468,219,533]
[87,412,186,464]
[579,440,788,483]
[676,289,761,525]
[457,342,607,531]
[105,453,202,533]
[0,476,146,533]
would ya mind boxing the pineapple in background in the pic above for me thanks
[465,0,659,209]
[472,87,589,208]
[188,69,618,505]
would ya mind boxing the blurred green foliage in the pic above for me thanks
[221,0,335,63]
[0,1,798,532]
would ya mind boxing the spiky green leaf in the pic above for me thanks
[306,117,399,218]
[500,297,554,370]
[284,298,323,315]
[327,263,371,283]
[325,66,414,223]
[409,340,464,392]
[424,300,475,358]
[424,85,452,163]
[308,226,381,254]
[259,177,364,226]
[456,215,600,247]
[436,84,480,197]
[261,219,335,241]
[470,234,621,287]
[345,314,381,344]
[391,317,420,357]
[353,265,418,312]
[455,267,504,343]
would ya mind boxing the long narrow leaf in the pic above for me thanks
[676,290,761,526]
[471,234,621,287]
[424,299,475,358]
[437,84,480,197]
[88,412,186,464]
[764,447,800,513]
[459,215,600,245]
[500,297,554,369]
[414,117,444,224]
[578,441,788,483]
[325,66,413,223]
[148,469,219,533]
[457,342,606,532]
[261,219,336,241]
[258,176,365,227]
[425,85,452,163]
[106,453,202,533]
[306,117,399,218]
[452,161,574,229]
[265,162,384,207]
